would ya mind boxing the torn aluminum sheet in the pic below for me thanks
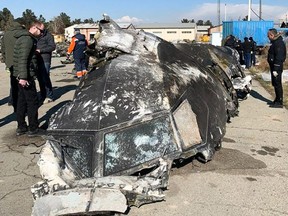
[31,142,170,215]
[31,15,239,215]
[175,43,252,100]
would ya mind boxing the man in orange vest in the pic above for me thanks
[67,28,88,78]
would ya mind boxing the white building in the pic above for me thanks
[64,22,210,43]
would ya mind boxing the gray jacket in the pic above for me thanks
[36,29,56,63]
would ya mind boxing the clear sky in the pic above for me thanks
[1,0,288,25]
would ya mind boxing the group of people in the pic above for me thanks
[1,20,286,137]
[1,19,90,137]
[1,19,56,136]
[224,34,257,69]
[224,29,286,108]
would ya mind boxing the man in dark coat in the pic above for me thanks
[224,35,236,49]
[267,28,287,107]
[13,21,44,136]
[235,39,244,65]
[242,37,253,69]
[36,23,56,104]
[1,20,26,112]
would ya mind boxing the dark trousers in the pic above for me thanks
[271,70,283,102]
[16,80,39,131]
[74,57,87,71]
[37,61,54,100]
[10,73,19,113]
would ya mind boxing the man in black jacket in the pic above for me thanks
[1,20,26,112]
[13,21,44,136]
[36,23,56,104]
[242,37,253,69]
[267,28,287,107]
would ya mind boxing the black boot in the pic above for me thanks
[269,100,283,108]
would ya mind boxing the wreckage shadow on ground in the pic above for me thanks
[50,64,66,70]
[49,84,77,101]
[250,89,271,103]
[171,148,267,176]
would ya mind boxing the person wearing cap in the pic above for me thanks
[67,28,88,79]
[267,28,286,107]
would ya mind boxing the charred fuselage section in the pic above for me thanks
[31,15,244,215]
[175,43,252,101]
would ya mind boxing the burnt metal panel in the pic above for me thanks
[99,56,168,129]
[51,133,95,177]
[48,68,107,131]
[103,116,177,175]
[173,99,202,149]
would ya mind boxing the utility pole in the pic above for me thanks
[259,0,262,20]
[218,0,221,25]
[248,0,251,21]
[224,4,227,21]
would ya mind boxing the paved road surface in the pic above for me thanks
[0,58,287,216]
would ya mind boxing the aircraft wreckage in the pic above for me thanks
[31,15,251,215]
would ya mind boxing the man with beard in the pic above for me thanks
[13,21,45,136]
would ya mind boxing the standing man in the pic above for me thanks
[224,34,236,49]
[36,23,56,104]
[249,37,257,66]
[67,28,88,79]
[1,19,26,112]
[267,28,286,107]
[242,37,253,69]
[235,39,244,65]
[13,21,43,136]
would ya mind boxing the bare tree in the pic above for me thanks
[48,16,65,34]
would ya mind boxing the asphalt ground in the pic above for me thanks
[0,58,288,216]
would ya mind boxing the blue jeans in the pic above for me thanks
[38,62,54,100]
[244,53,251,69]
